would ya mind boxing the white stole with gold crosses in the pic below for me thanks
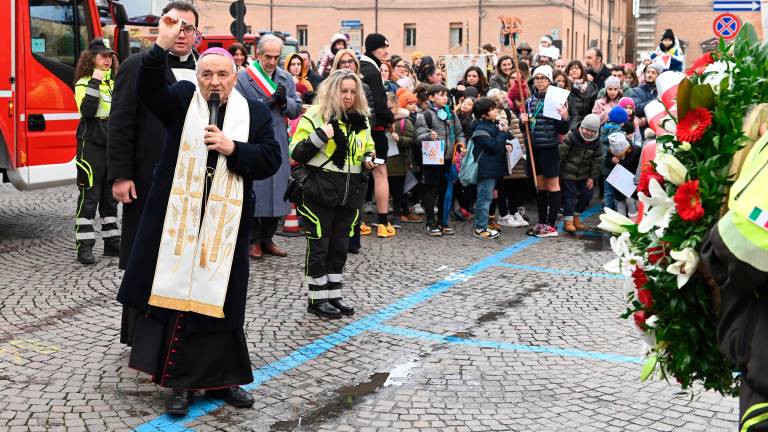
[147,88,249,318]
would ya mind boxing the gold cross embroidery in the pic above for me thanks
[171,158,203,256]
[208,172,242,262]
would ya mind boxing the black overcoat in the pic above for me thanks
[116,45,281,333]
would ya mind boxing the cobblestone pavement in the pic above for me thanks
[0,184,738,432]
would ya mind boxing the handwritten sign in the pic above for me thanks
[422,140,445,165]
[444,55,489,89]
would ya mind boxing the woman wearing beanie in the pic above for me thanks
[592,76,623,124]
[359,33,398,237]
[319,33,349,78]
[519,65,570,238]
[650,28,684,73]
[559,114,603,233]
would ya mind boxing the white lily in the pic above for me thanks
[703,61,732,94]
[604,232,633,273]
[645,315,659,328]
[637,179,676,236]
[654,151,688,185]
[598,208,635,234]
[666,247,700,288]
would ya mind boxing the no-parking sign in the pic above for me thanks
[713,13,742,40]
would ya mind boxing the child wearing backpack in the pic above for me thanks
[387,90,424,227]
[599,106,628,210]
[471,97,513,239]
[415,84,466,236]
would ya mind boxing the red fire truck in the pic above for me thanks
[0,0,145,191]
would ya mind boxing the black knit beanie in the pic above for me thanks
[365,33,389,54]
[661,28,675,42]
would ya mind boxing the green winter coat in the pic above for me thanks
[558,129,603,181]
[386,109,416,177]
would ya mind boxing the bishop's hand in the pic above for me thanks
[204,125,235,156]
[156,14,184,51]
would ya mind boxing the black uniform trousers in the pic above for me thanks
[75,140,119,251]
[297,199,359,304]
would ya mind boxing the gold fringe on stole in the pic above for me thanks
[147,295,225,318]
[188,300,225,318]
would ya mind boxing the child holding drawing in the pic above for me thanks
[606,133,641,221]
[415,84,466,237]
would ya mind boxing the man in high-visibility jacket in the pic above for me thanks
[73,38,120,264]
[702,119,768,431]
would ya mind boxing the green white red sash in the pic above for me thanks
[246,61,277,97]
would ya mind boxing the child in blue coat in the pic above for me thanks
[471,97,513,239]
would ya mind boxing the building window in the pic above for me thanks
[404,24,416,48]
[449,23,463,48]
[297,25,308,47]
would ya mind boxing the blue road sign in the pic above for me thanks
[713,0,760,11]
[341,20,362,28]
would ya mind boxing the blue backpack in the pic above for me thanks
[459,130,491,187]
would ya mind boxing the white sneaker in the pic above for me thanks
[412,203,425,215]
[498,215,517,226]
[363,202,374,214]
[513,212,529,227]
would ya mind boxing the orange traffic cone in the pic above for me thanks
[277,203,303,237]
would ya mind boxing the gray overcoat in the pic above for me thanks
[235,66,301,217]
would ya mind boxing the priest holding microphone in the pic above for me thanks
[116,13,281,416]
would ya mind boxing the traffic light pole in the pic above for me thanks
[230,0,246,43]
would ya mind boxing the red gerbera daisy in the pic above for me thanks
[676,108,713,143]
[634,310,648,330]
[686,52,715,76]
[674,180,705,222]
[637,288,654,308]
[631,266,649,289]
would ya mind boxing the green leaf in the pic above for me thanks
[677,78,693,119]
[719,76,730,97]
[641,355,658,382]
[691,85,716,110]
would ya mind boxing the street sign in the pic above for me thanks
[713,0,760,11]
[713,13,742,40]
[341,20,361,28]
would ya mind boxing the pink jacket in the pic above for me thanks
[592,98,618,124]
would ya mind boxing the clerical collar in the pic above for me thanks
[169,51,193,62]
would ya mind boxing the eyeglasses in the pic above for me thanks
[533,76,549,81]
[180,25,198,36]
[395,64,409,70]
[339,59,356,66]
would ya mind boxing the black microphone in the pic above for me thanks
[208,92,220,126]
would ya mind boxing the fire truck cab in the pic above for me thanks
[1,0,103,191]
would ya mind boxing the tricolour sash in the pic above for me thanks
[147,89,250,318]
[245,61,276,97]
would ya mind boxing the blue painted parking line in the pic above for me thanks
[135,205,604,431]
[494,262,624,279]
[374,325,643,364]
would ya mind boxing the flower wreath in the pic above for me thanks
[598,24,768,396]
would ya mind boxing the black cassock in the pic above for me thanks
[117,44,281,390]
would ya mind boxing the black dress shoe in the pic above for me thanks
[77,249,96,265]
[329,299,355,316]
[207,386,254,408]
[306,301,342,319]
[165,390,194,416]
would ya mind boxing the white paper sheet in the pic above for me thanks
[506,138,523,174]
[404,170,418,193]
[421,140,445,165]
[542,86,571,120]
[386,132,399,157]
[606,163,637,198]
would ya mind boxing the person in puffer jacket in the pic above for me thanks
[519,65,569,238]
[471,97,512,239]
[73,38,121,264]
[318,33,349,78]
[559,114,602,233]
